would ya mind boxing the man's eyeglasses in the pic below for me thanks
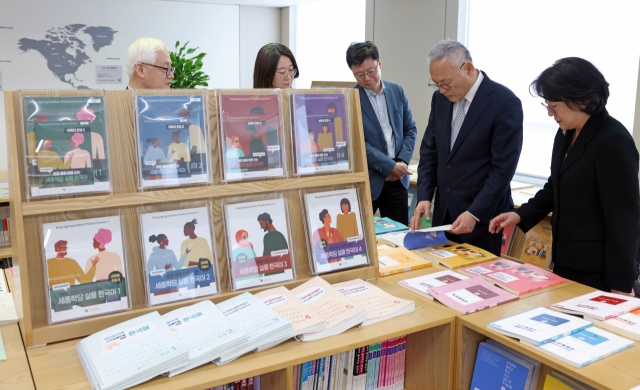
[353,62,379,80]
[275,69,298,79]
[541,102,557,116]
[142,63,175,76]
[428,62,466,90]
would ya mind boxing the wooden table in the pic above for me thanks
[26,280,457,390]
[0,324,35,390]
[456,282,640,390]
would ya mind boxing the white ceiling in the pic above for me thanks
[159,0,316,7]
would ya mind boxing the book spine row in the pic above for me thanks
[0,205,10,248]
[206,375,260,390]
[293,336,406,390]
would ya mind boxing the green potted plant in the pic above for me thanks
[169,41,210,89]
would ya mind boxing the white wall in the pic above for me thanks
[239,6,281,88]
[0,0,281,171]
[367,0,455,160]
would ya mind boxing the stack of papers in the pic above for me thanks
[162,300,248,376]
[481,263,566,295]
[551,291,640,321]
[428,276,518,314]
[415,242,497,269]
[255,286,326,341]
[333,279,414,326]
[397,270,469,300]
[487,307,593,345]
[458,258,521,277]
[76,311,189,390]
[536,327,634,367]
[291,277,367,341]
[0,293,18,326]
[216,292,293,364]
[377,246,433,276]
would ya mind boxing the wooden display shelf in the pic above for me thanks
[0,246,11,258]
[455,282,640,390]
[4,268,14,293]
[0,324,35,390]
[27,281,456,390]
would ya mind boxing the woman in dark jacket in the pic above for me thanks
[489,57,640,295]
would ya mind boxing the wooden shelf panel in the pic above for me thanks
[0,324,35,390]
[455,283,640,390]
[27,296,456,390]
[0,246,12,258]
[20,173,366,216]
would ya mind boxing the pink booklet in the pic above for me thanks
[482,263,566,295]
[458,258,520,277]
[429,276,519,314]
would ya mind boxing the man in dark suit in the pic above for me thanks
[125,37,174,90]
[411,40,523,256]
[346,42,417,225]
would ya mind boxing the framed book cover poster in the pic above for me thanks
[223,197,295,290]
[291,93,351,175]
[134,93,210,189]
[40,214,130,324]
[21,94,112,199]
[302,188,369,274]
[217,93,285,182]
[519,220,552,268]
[139,205,218,306]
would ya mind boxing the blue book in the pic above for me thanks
[470,342,535,390]
[374,217,409,235]
[377,226,450,250]
[486,339,541,390]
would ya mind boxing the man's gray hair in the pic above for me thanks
[125,37,167,78]
[427,39,473,67]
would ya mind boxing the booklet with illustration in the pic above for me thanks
[134,94,210,189]
[41,214,130,324]
[76,311,189,390]
[373,216,409,235]
[487,306,593,346]
[291,93,351,175]
[333,279,414,327]
[22,94,111,199]
[303,188,369,274]
[598,307,640,341]
[223,197,295,290]
[139,206,218,306]
[415,242,497,269]
[377,225,451,249]
[218,93,285,181]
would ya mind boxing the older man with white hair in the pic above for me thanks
[411,39,523,256]
[125,37,174,89]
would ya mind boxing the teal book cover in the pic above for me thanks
[373,217,409,235]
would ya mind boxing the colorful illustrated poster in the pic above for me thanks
[139,206,218,306]
[23,96,111,198]
[292,94,350,175]
[303,188,368,274]
[41,215,129,324]
[224,198,294,290]
[218,94,284,181]
[135,95,209,188]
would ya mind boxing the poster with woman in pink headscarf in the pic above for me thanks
[22,95,111,198]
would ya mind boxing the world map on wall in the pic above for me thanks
[18,24,118,89]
